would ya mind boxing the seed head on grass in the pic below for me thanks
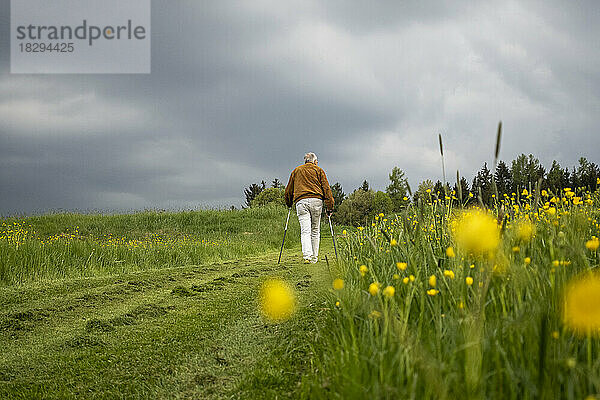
[259,279,296,323]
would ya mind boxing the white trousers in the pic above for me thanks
[295,198,323,261]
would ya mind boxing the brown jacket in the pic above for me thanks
[285,162,334,210]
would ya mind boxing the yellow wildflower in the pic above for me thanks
[452,210,500,255]
[396,262,407,271]
[332,279,344,290]
[390,238,397,247]
[524,257,531,265]
[516,219,535,243]
[402,277,409,284]
[429,275,437,287]
[586,237,600,251]
[409,275,415,282]
[427,289,439,296]
[359,265,368,277]
[466,277,473,286]
[259,279,297,323]
[446,247,455,258]
[443,270,455,279]
[368,282,380,296]
[563,274,600,335]
[383,286,395,298]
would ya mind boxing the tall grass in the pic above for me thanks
[0,206,299,286]
[300,189,600,399]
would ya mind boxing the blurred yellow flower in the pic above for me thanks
[524,257,531,265]
[466,276,473,286]
[335,301,340,307]
[396,262,407,271]
[546,207,556,216]
[359,265,368,277]
[368,282,380,296]
[409,275,415,282]
[586,237,599,251]
[443,270,455,279]
[512,246,520,253]
[342,229,347,236]
[427,289,439,296]
[551,331,559,339]
[552,260,560,267]
[522,189,528,196]
[393,273,400,280]
[452,210,499,255]
[516,219,535,243]
[429,275,437,287]
[563,274,600,335]
[259,279,297,323]
[446,247,455,258]
[383,286,395,298]
[332,278,344,290]
[402,277,409,284]
[379,213,385,217]
[390,238,397,247]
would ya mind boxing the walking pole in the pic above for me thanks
[328,214,338,262]
[278,208,292,264]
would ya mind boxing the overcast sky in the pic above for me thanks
[1,1,599,215]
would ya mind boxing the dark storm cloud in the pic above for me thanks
[1,1,599,215]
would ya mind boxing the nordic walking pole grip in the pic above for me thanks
[278,208,292,264]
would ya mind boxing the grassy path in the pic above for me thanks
[0,241,336,399]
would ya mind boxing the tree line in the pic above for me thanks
[243,154,599,225]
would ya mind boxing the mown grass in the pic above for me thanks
[299,189,600,399]
[0,206,299,285]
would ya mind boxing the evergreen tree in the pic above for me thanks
[330,182,346,212]
[573,157,600,190]
[472,163,493,205]
[546,160,570,193]
[494,160,512,196]
[359,180,370,192]
[244,183,265,208]
[385,167,409,210]
[510,154,545,193]
[271,178,283,189]
[413,179,434,203]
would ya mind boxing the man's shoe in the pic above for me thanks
[310,257,318,264]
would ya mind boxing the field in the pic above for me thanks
[2,193,600,399]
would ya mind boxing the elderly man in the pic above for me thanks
[284,152,335,263]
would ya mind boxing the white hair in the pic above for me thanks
[304,152,317,164]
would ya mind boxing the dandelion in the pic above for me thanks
[368,282,380,296]
[466,277,473,286]
[396,262,407,271]
[452,210,500,255]
[586,237,599,251]
[429,275,437,287]
[402,277,409,284]
[443,270,455,279]
[524,257,531,265]
[446,247,455,258]
[359,265,368,277]
[332,279,344,290]
[516,219,535,243]
[342,229,347,236]
[563,274,600,335]
[427,289,439,296]
[259,279,297,323]
[390,238,397,247]
[383,286,395,298]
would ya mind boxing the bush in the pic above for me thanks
[251,188,285,207]
[335,190,393,226]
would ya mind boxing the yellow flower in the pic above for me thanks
[452,210,500,255]
[332,279,344,290]
[551,331,559,339]
[359,265,368,277]
[335,301,340,307]
[429,275,437,287]
[458,301,464,309]
[342,229,347,236]
[409,275,415,282]
[390,238,397,247]
[443,270,455,279]
[368,282,380,296]
[552,260,560,267]
[563,274,600,335]
[446,247,455,258]
[396,262,407,271]
[402,277,409,284]
[379,213,385,218]
[393,273,400,280]
[426,189,431,193]
[259,279,297,323]
[427,289,439,296]
[586,237,600,251]
[524,257,531,265]
[516,219,535,243]
[512,246,520,253]
[597,178,600,185]
[546,207,556,216]
[383,286,395,298]
[522,189,528,196]
[466,276,473,286]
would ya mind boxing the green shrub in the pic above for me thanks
[335,189,393,226]
[251,188,285,207]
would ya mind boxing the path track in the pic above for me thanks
[0,242,336,399]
